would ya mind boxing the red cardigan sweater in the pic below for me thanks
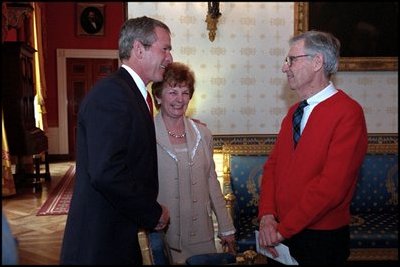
[258,90,368,239]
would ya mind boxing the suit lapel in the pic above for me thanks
[114,68,155,141]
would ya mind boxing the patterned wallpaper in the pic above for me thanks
[127,2,398,134]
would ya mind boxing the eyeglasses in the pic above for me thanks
[284,54,311,67]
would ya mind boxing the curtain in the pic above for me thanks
[2,109,16,197]
[32,2,48,132]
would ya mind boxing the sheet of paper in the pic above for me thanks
[255,230,299,265]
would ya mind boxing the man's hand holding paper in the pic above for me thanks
[256,230,298,265]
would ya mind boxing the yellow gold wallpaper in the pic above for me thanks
[128,2,398,134]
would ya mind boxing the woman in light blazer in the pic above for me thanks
[151,62,236,264]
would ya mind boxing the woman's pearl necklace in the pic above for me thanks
[167,130,186,138]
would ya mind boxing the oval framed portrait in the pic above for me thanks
[77,3,105,36]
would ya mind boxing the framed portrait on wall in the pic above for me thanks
[77,3,105,36]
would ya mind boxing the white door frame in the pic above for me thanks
[56,49,119,154]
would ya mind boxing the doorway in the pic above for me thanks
[56,49,119,156]
[66,58,118,159]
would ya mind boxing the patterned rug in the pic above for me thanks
[36,165,76,216]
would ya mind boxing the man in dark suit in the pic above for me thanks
[60,16,173,265]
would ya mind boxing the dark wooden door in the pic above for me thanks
[66,58,118,159]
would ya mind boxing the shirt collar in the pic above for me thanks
[121,64,148,98]
[307,81,338,105]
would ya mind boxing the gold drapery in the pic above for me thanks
[32,2,48,132]
[2,110,16,197]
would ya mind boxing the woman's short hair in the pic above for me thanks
[151,62,196,110]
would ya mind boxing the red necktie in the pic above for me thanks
[146,92,154,118]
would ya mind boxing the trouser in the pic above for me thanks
[269,225,350,265]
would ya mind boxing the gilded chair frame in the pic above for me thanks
[139,229,154,265]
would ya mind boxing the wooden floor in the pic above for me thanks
[2,161,225,265]
[2,161,75,265]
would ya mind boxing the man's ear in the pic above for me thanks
[313,53,324,72]
[133,40,145,59]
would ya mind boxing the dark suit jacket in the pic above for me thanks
[81,19,102,34]
[60,68,162,265]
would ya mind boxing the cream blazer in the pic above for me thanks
[154,112,235,250]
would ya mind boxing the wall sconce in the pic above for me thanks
[205,2,221,42]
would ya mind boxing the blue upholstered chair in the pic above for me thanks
[147,231,172,265]
[221,144,273,253]
[348,153,398,261]
[229,155,266,252]
[185,252,236,265]
[220,141,398,261]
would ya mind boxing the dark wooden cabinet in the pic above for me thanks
[2,42,49,190]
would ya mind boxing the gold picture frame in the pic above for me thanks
[294,2,398,71]
[76,3,105,36]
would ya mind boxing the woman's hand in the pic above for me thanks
[220,234,236,254]
[154,204,169,231]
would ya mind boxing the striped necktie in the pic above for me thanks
[146,92,154,118]
[292,100,308,147]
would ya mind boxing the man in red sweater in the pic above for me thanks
[257,30,368,265]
